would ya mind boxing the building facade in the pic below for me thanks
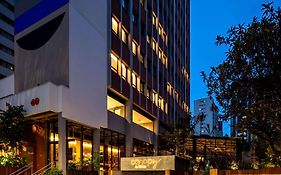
[0,0,190,174]
[194,97,220,137]
[0,0,14,79]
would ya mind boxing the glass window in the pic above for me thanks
[158,50,162,60]
[137,77,140,91]
[146,35,150,44]
[107,96,125,118]
[121,63,127,80]
[139,52,144,64]
[158,25,162,35]
[140,81,144,94]
[152,39,156,51]
[132,110,154,131]
[111,53,118,72]
[133,139,154,156]
[132,73,136,88]
[152,13,156,26]
[132,41,137,55]
[112,17,118,34]
[121,28,127,44]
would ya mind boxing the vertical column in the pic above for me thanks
[58,113,67,174]
[153,118,159,155]
[93,128,100,153]
[125,100,133,157]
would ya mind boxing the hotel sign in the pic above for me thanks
[121,155,176,171]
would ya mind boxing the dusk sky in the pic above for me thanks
[190,0,281,135]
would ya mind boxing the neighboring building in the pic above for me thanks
[194,97,219,137]
[0,0,190,175]
[0,0,14,79]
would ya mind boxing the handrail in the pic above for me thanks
[32,162,54,175]
[16,166,32,175]
[10,164,32,175]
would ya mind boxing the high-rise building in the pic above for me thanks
[194,97,220,137]
[0,0,190,174]
[0,0,14,79]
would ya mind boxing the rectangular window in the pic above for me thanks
[158,49,162,60]
[132,41,137,55]
[139,53,144,64]
[146,88,150,99]
[127,69,131,84]
[152,13,156,26]
[107,96,125,117]
[112,17,118,34]
[137,77,141,91]
[158,25,162,36]
[163,32,167,44]
[121,63,127,80]
[140,81,144,94]
[132,73,136,87]
[132,110,153,131]
[147,35,150,44]
[111,52,118,72]
[152,39,156,51]
[122,28,127,44]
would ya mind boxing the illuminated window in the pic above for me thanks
[121,63,127,80]
[162,54,166,65]
[158,25,162,35]
[140,81,144,94]
[112,17,118,34]
[152,90,158,105]
[127,69,131,84]
[152,39,156,51]
[132,73,136,87]
[137,77,140,91]
[139,53,144,64]
[122,28,128,44]
[147,35,150,44]
[158,49,162,60]
[152,13,156,26]
[111,52,118,72]
[107,96,125,117]
[165,103,168,114]
[146,87,150,99]
[132,41,137,55]
[132,110,153,131]
[163,32,166,41]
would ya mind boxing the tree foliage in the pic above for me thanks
[0,104,25,152]
[202,3,281,165]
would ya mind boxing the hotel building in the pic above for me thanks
[0,0,14,78]
[0,0,190,174]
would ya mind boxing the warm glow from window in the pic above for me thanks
[140,81,144,94]
[132,41,137,55]
[152,13,156,26]
[121,63,127,80]
[112,17,118,34]
[158,25,162,35]
[152,40,156,51]
[107,96,125,118]
[153,91,158,105]
[158,50,162,60]
[137,77,140,91]
[146,88,150,99]
[132,72,136,87]
[111,53,118,72]
[132,110,153,131]
[147,35,150,44]
[122,28,127,43]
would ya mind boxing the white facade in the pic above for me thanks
[193,97,220,136]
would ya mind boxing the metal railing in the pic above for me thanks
[9,163,33,175]
[32,162,54,175]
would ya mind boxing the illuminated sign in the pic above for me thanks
[121,155,175,171]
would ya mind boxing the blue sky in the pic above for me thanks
[190,0,281,135]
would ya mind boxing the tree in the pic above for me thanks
[0,103,25,153]
[159,113,197,158]
[202,3,281,165]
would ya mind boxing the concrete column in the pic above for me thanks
[153,118,159,156]
[58,114,67,174]
[93,128,100,153]
[125,100,133,157]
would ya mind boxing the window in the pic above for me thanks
[163,32,167,44]
[139,52,144,64]
[152,13,156,26]
[132,110,153,131]
[152,39,156,51]
[121,28,128,44]
[132,41,137,55]
[146,87,151,99]
[152,91,158,104]
[158,25,162,35]
[158,49,162,60]
[112,17,118,34]
[107,96,125,117]
[137,77,141,91]
[132,73,136,87]
[140,81,144,94]
[121,63,127,80]
[146,35,150,44]
[111,52,118,72]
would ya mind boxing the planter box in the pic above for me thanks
[0,166,19,175]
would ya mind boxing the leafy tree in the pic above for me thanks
[0,104,25,153]
[159,114,197,158]
[202,3,281,165]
